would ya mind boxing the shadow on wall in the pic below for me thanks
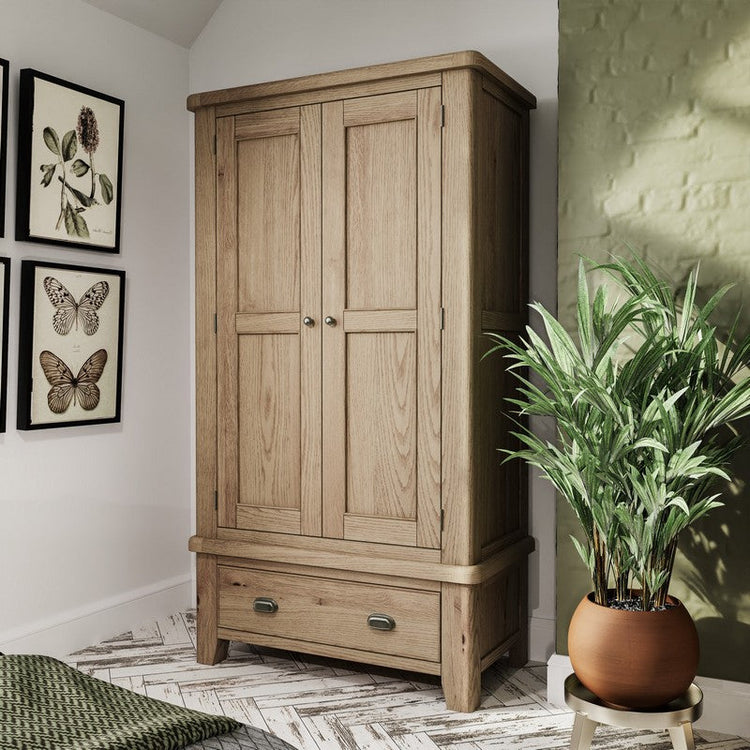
[557,1,750,678]
[676,424,750,682]
[560,1,750,332]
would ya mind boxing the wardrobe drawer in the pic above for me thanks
[218,565,440,662]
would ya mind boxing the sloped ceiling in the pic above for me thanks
[81,0,222,48]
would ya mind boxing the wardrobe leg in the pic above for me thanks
[196,554,229,665]
[441,582,482,712]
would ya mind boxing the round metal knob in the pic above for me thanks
[324,316,337,327]
[303,316,315,327]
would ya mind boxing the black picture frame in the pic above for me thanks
[17,259,125,430]
[0,257,10,432]
[0,59,9,238]
[16,69,124,253]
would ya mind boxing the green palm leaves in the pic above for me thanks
[487,255,750,610]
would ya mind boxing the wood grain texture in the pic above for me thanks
[213,72,442,118]
[218,566,440,662]
[474,83,530,552]
[215,528,441,562]
[343,514,417,547]
[478,566,521,660]
[441,582,481,712]
[480,310,526,332]
[235,313,299,334]
[474,87,522,315]
[194,55,536,706]
[481,75,532,115]
[440,69,477,567]
[416,86,443,551]
[300,104,323,538]
[237,131,300,313]
[215,555,442,591]
[236,507,301,535]
[194,106,217,538]
[220,103,324,540]
[346,333,417,522]
[196,554,229,664]
[216,115,239,528]
[476,339,514,550]
[70,613,745,750]
[190,534,533,586]
[215,628,442,677]
[187,51,536,111]
[507,559,529,668]
[346,117,416,310]
[343,90,416,127]
[343,309,416,332]
[321,100,347,539]
[238,334,300,512]
[235,107,300,139]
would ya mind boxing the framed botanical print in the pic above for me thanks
[0,58,9,238]
[16,69,124,253]
[0,257,9,432]
[17,260,125,429]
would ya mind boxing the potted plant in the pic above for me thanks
[487,254,750,708]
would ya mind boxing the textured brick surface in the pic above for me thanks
[558,0,750,683]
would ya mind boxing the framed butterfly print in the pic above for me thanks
[16,69,124,252]
[0,58,8,237]
[17,259,125,429]
[0,257,10,432]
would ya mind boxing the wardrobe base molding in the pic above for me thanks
[189,534,534,586]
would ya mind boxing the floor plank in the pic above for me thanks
[63,610,750,750]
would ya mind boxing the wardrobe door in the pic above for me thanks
[216,106,322,536]
[321,89,442,549]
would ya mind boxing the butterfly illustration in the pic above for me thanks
[43,276,110,336]
[39,349,108,414]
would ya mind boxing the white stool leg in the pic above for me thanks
[569,712,598,750]
[668,722,696,750]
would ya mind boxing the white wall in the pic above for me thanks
[0,0,192,654]
[189,0,559,661]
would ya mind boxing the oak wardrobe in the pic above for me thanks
[188,51,536,712]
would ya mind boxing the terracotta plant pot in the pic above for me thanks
[568,591,699,709]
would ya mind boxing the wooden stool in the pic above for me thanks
[564,673,703,750]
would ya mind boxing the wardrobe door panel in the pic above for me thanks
[346,118,416,310]
[237,133,300,313]
[217,105,322,536]
[236,334,300,532]
[322,89,442,549]
[346,333,417,532]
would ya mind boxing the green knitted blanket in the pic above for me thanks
[0,654,242,749]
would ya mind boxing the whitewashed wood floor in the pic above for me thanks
[64,610,749,750]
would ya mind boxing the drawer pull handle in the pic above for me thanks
[253,597,278,614]
[367,613,396,631]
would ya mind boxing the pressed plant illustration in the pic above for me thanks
[39,106,114,239]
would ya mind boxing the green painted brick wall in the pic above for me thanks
[557,0,750,682]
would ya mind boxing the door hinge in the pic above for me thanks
[440,307,445,330]
[214,313,217,334]
[214,490,218,511]
[440,508,445,532]
[440,105,445,128]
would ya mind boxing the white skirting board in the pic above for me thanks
[548,653,750,739]
[0,574,192,657]
[529,615,556,663]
